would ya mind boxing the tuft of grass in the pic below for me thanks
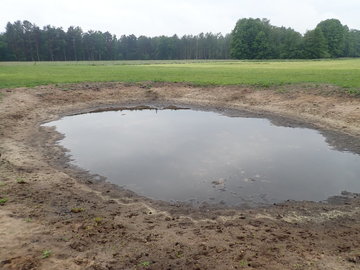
[239,260,249,267]
[175,251,183,258]
[94,217,103,224]
[138,261,151,267]
[71,207,85,213]
[41,250,52,259]
[0,181,6,187]
[0,198,8,205]
[16,178,26,184]
[347,88,360,96]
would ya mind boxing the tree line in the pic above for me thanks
[230,18,360,59]
[0,21,230,61]
[0,18,359,61]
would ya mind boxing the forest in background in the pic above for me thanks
[0,18,359,61]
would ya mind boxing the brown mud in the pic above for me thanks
[1,82,360,270]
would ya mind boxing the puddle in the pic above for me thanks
[44,107,360,207]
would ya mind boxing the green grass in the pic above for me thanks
[16,177,26,184]
[0,59,360,90]
[138,261,151,267]
[0,198,8,205]
[70,207,85,213]
[41,250,52,259]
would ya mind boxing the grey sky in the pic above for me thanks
[1,0,359,37]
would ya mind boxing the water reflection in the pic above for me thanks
[44,109,360,206]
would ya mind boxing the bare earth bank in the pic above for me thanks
[1,82,360,270]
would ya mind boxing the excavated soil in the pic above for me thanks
[1,82,360,270]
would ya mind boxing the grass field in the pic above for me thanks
[0,59,360,92]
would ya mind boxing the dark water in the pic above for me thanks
[44,108,360,207]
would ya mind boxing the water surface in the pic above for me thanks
[45,108,360,207]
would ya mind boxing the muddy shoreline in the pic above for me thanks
[1,82,360,269]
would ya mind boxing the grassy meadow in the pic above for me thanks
[0,59,360,93]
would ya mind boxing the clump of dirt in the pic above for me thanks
[1,82,360,270]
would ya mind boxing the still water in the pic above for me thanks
[44,108,360,207]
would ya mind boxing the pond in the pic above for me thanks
[44,107,360,207]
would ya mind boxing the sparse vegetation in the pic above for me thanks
[175,251,183,258]
[138,261,151,267]
[0,198,8,205]
[16,177,26,184]
[347,88,360,96]
[41,250,52,259]
[94,217,103,224]
[71,207,85,213]
[239,260,249,267]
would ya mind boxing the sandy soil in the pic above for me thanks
[1,82,360,270]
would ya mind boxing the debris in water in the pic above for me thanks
[211,178,226,185]
[243,178,256,182]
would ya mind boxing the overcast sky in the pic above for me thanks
[1,0,359,37]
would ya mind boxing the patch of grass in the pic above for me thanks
[0,59,360,93]
[41,250,52,259]
[239,260,249,267]
[138,261,151,267]
[175,251,183,258]
[94,217,103,224]
[85,225,93,230]
[0,181,6,187]
[347,88,360,96]
[71,207,85,213]
[0,198,8,205]
[24,218,32,222]
[16,177,26,184]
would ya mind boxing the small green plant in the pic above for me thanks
[0,198,8,205]
[0,181,6,187]
[239,260,248,267]
[175,251,183,258]
[138,261,151,267]
[293,263,306,269]
[94,217,103,224]
[71,207,85,213]
[16,178,26,184]
[24,218,32,223]
[41,250,52,259]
